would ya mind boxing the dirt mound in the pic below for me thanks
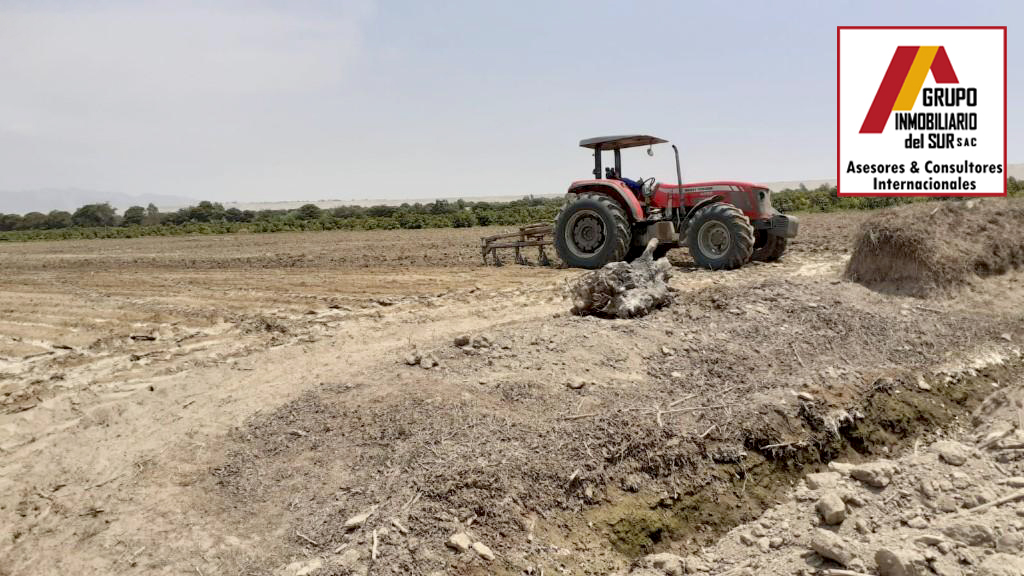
[845,199,1024,296]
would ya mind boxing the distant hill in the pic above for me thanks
[223,164,1024,210]
[0,189,195,215]
[6,164,1021,214]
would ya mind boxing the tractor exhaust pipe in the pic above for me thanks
[671,144,683,223]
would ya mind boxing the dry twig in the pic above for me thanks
[791,342,806,368]
[968,488,1024,514]
[295,530,318,547]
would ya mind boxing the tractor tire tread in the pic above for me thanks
[686,202,754,270]
[554,193,631,268]
[752,235,787,262]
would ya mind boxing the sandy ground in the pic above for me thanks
[1,211,1023,576]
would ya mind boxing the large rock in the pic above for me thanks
[806,472,842,490]
[998,532,1024,553]
[849,460,899,488]
[816,492,847,525]
[942,521,997,547]
[875,547,931,576]
[642,552,684,576]
[977,553,1024,576]
[811,529,857,566]
[472,541,495,561]
[683,556,710,573]
[933,440,970,466]
[447,532,472,552]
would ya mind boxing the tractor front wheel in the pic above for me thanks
[554,193,631,269]
[686,203,754,270]
[752,231,788,262]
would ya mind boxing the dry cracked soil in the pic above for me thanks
[2,207,1023,576]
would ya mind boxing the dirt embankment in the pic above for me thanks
[845,198,1024,296]
[622,359,1024,576]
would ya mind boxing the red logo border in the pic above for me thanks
[837,26,1008,197]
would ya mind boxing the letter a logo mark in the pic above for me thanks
[860,46,959,133]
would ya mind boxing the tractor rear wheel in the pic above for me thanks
[686,202,754,270]
[752,232,787,262]
[554,193,631,269]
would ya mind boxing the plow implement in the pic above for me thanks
[481,223,554,266]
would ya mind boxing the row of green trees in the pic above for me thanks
[0,196,564,241]
[772,176,1021,213]
[2,178,1019,241]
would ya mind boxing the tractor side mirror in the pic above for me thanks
[646,146,654,157]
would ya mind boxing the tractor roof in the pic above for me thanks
[578,134,668,150]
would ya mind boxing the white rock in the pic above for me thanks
[806,472,841,490]
[978,552,1024,575]
[997,532,1024,553]
[344,511,372,530]
[472,541,495,561]
[281,558,324,576]
[906,516,929,529]
[933,494,958,513]
[849,460,899,488]
[683,555,709,572]
[914,534,946,546]
[933,440,970,466]
[942,521,997,547]
[447,532,472,552]
[875,547,930,576]
[811,529,856,566]
[828,461,855,475]
[756,538,771,553]
[816,493,847,525]
[644,552,684,576]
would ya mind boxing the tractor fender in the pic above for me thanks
[684,195,725,222]
[567,181,645,222]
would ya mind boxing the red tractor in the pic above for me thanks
[554,135,799,269]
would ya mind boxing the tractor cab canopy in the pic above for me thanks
[579,135,668,150]
[579,135,674,181]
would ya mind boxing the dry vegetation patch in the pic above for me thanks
[845,198,1024,296]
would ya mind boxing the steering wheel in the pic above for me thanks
[640,177,657,196]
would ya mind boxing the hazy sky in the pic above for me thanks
[1,0,1019,203]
